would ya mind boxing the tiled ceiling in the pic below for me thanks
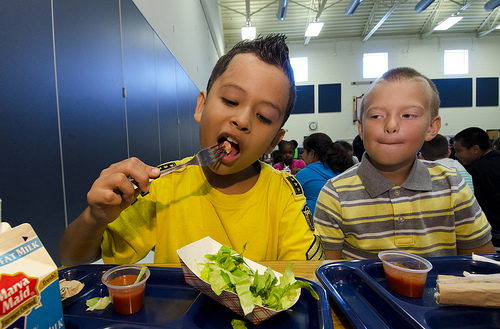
[219,0,500,47]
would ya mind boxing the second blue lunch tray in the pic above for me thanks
[316,254,500,329]
[59,264,333,329]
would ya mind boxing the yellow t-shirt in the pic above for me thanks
[101,160,325,263]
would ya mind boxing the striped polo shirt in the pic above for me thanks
[314,154,492,260]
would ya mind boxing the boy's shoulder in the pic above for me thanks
[265,163,305,201]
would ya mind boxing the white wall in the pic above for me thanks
[285,34,500,144]
[133,0,223,91]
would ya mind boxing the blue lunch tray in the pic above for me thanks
[59,264,333,329]
[316,254,500,329]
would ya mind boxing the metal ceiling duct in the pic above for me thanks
[415,0,435,13]
[485,0,500,11]
[345,0,363,16]
[277,0,288,20]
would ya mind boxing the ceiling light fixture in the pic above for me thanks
[434,15,463,30]
[414,0,435,13]
[345,0,363,16]
[305,22,324,37]
[241,26,256,40]
[485,0,500,11]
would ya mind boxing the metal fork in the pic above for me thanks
[129,143,226,191]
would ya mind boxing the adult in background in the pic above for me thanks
[454,127,500,247]
[419,134,474,193]
[296,133,354,215]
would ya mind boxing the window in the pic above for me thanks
[290,57,308,82]
[363,52,388,79]
[444,50,468,75]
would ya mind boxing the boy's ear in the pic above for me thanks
[425,116,441,141]
[193,91,207,123]
[357,118,364,140]
[266,128,286,154]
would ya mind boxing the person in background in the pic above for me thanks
[271,149,282,166]
[352,134,365,163]
[493,137,500,151]
[273,139,306,175]
[454,127,500,248]
[58,34,325,265]
[314,67,494,260]
[419,134,474,193]
[296,133,354,215]
[338,140,359,164]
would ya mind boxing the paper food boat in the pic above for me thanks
[177,236,301,324]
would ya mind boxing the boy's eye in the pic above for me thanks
[258,113,272,124]
[222,98,238,106]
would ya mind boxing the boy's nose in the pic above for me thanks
[384,117,399,133]
[231,108,252,132]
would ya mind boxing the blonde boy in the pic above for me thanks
[314,67,494,260]
[59,35,325,265]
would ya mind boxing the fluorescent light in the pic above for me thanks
[434,16,463,30]
[241,26,256,40]
[305,22,324,37]
[497,24,500,29]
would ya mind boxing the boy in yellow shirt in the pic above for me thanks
[58,35,325,265]
[314,67,495,260]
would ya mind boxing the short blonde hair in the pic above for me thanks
[360,67,440,119]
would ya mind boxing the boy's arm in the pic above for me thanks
[325,250,342,259]
[458,241,496,255]
[58,157,159,265]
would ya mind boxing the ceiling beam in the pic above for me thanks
[419,0,445,38]
[477,9,500,37]
[362,0,407,42]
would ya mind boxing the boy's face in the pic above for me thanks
[453,140,480,165]
[194,53,288,175]
[358,79,441,172]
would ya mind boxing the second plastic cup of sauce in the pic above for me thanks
[378,250,432,298]
[102,264,150,315]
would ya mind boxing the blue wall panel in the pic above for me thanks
[476,77,499,107]
[54,0,128,221]
[319,83,342,113]
[0,0,66,263]
[156,37,181,163]
[121,0,161,165]
[293,85,314,114]
[176,62,194,158]
[432,78,473,108]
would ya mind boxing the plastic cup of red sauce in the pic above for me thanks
[102,265,150,315]
[378,250,433,298]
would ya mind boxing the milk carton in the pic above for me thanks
[0,223,64,329]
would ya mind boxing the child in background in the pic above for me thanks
[419,134,474,193]
[314,67,494,260]
[296,133,354,215]
[273,140,306,175]
[59,34,325,265]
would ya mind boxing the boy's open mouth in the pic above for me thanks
[218,136,240,158]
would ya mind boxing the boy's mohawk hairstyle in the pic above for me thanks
[207,34,296,126]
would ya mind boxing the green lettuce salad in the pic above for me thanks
[199,243,319,316]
